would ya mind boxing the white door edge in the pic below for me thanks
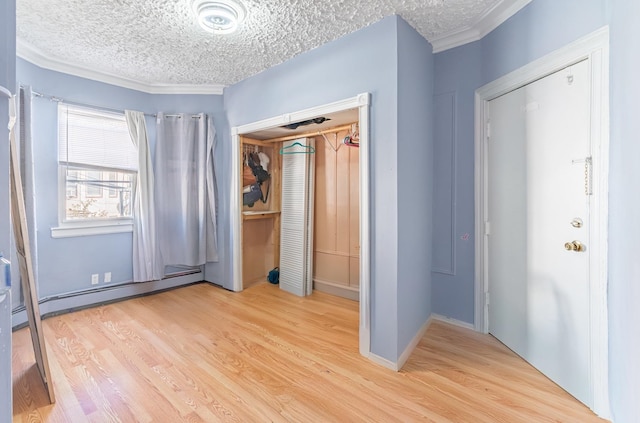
[230,93,372,358]
[474,27,610,418]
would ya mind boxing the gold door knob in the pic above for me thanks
[564,240,586,252]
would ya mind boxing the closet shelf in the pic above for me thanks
[242,210,280,220]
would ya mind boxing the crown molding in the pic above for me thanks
[16,38,225,95]
[429,0,532,53]
[16,0,532,86]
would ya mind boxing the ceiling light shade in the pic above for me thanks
[193,0,246,34]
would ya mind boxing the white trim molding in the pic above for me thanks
[430,0,532,53]
[367,353,399,372]
[431,313,475,331]
[395,318,432,370]
[432,92,457,275]
[16,39,224,95]
[11,273,203,328]
[474,26,610,419]
[51,221,133,238]
[231,93,372,359]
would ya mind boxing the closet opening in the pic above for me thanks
[230,93,371,357]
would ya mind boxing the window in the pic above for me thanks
[66,169,78,198]
[85,170,103,198]
[57,104,137,231]
[108,172,119,198]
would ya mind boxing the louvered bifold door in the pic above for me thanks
[279,138,315,296]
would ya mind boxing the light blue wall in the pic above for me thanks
[432,42,482,323]
[0,1,15,422]
[16,58,223,299]
[396,19,434,352]
[480,0,607,84]
[607,0,640,421]
[433,0,640,419]
[9,3,638,418]
[0,0,16,269]
[225,16,424,362]
[0,0,16,91]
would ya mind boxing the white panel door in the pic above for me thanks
[488,59,592,406]
[280,138,315,296]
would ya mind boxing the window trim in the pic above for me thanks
[56,104,137,237]
[55,165,136,237]
[51,220,133,238]
[84,170,104,198]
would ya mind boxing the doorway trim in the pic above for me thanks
[230,93,372,357]
[474,27,610,418]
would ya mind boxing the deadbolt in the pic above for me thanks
[570,218,583,228]
[564,240,586,252]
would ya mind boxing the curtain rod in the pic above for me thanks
[159,114,202,119]
[0,85,11,98]
[24,86,201,118]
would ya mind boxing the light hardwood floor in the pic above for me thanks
[12,282,606,422]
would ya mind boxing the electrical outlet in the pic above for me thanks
[104,272,111,283]
[91,273,99,285]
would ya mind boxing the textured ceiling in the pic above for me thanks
[16,0,516,89]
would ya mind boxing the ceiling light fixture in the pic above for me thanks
[193,0,246,34]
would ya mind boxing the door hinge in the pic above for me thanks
[486,120,491,139]
[484,221,491,236]
[485,292,490,306]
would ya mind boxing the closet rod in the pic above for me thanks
[262,123,357,144]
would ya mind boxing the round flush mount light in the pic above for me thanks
[193,0,246,34]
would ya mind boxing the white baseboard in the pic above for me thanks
[12,272,203,328]
[368,352,400,371]
[431,313,475,331]
[396,318,432,370]
[368,317,432,372]
[313,280,359,301]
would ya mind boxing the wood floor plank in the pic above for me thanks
[13,282,607,422]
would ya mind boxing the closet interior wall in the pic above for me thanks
[240,137,281,288]
[312,129,360,301]
[239,124,359,300]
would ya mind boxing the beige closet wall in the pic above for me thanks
[240,137,281,289]
[313,130,360,299]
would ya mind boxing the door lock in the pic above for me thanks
[564,240,586,252]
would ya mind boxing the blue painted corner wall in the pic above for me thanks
[607,1,640,422]
[225,15,435,363]
[396,20,434,353]
[432,0,640,420]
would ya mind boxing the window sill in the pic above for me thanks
[51,221,133,238]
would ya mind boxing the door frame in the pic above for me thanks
[230,93,372,357]
[474,27,610,418]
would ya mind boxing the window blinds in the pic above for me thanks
[58,104,138,171]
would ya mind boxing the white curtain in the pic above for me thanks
[155,113,218,267]
[125,110,162,282]
[205,117,219,262]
